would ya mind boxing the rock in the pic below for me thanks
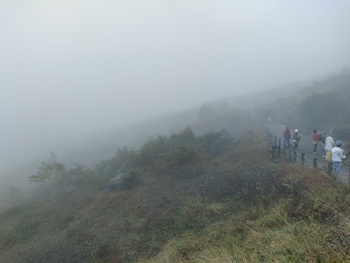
[105,173,124,191]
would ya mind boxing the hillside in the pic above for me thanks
[252,73,350,130]
[1,72,350,262]
[0,71,332,192]
[1,111,350,262]
[55,71,343,167]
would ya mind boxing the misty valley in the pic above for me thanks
[1,1,350,261]
[1,72,350,262]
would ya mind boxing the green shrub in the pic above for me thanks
[118,170,142,190]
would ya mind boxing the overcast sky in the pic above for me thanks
[1,0,350,173]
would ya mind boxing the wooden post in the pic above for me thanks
[272,146,280,158]
[301,153,305,165]
[293,149,297,163]
[327,162,332,175]
[289,148,292,161]
[278,139,282,155]
[313,157,317,169]
[274,136,277,147]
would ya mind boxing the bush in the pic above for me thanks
[118,170,142,190]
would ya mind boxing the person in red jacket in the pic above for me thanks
[283,126,291,148]
[312,130,320,153]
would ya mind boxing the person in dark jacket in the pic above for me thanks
[292,129,300,149]
[321,132,327,157]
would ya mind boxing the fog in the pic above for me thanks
[1,0,350,176]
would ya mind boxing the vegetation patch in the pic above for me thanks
[1,122,350,262]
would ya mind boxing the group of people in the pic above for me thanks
[283,126,300,149]
[283,127,347,175]
[323,133,347,175]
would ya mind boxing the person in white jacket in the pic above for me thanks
[325,135,335,162]
[331,140,346,175]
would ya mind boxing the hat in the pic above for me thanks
[336,140,343,146]
[295,129,299,133]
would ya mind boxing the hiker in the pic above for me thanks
[331,140,346,176]
[283,126,291,148]
[324,134,334,162]
[321,132,327,157]
[312,130,320,153]
[292,129,300,149]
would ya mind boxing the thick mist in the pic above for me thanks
[1,0,350,178]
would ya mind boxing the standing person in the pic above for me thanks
[321,132,327,157]
[331,140,346,175]
[292,129,300,149]
[283,126,291,148]
[312,130,320,153]
[325,134,335,161]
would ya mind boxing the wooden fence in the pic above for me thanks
[243,110,350,185]
[267,126,350,185]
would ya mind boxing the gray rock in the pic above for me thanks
[105,173,124,191]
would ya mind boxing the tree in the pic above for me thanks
[29,152,66,198]
[29,160,55,198]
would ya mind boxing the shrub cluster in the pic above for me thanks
[28,127,236,198]
[5,125,350,263]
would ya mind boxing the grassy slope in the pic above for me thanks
[1,72,350,262]
[1,122,350,262]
